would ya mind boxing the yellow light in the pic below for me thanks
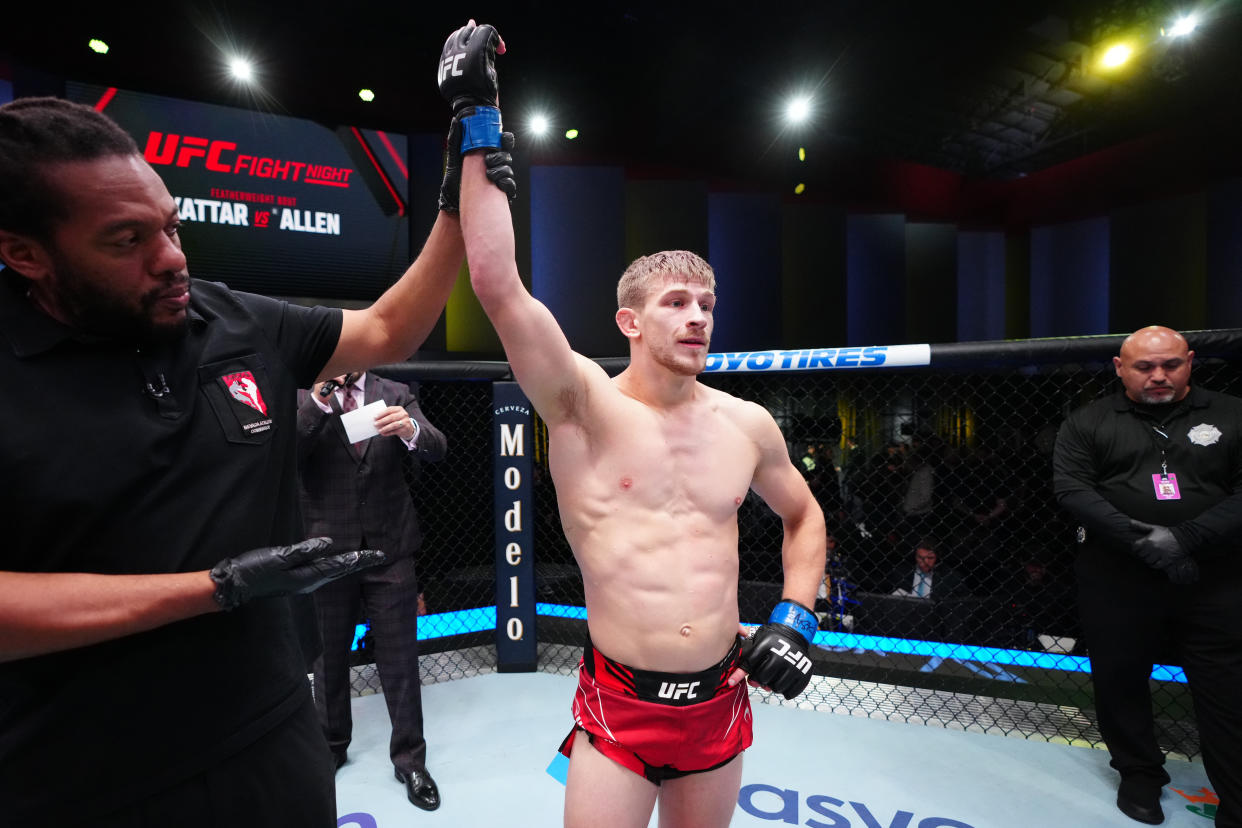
[565,128,579,140]
[358,89,375,102]
[88,39,109,55]
[798,147,806,162]
[794,183,806,195]
[1100,43,1133,69]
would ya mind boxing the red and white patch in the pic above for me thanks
[221,371,268,415]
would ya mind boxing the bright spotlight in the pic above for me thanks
[1100,44,1133,69]
[798,147,806,162]
[785,95,812,125]
[229,57,254,82]
[358,88,375,102]
[88,39,109,55]
[565,128,579,140]
[1167,14,1199,37]
[794,183,806,195]
[530,114,550,136]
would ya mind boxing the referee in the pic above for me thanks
[1053,325,1242,826]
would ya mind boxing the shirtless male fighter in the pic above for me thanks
[438,21,827,828]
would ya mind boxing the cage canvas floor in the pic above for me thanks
[333,671,1217,828]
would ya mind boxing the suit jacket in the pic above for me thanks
[296,374,446,559]
[890,566,967,602]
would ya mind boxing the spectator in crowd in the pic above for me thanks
[999,551,1078,650]
[890,540,966,601]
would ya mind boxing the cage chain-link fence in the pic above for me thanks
[352,353,1240,760]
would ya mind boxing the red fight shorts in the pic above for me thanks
[558,635,753,783]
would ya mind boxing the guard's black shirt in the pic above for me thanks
[1052,387,1242,558]
[0,274,341,822]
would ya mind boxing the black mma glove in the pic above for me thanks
[209,537,386,611]
[738,599,818,700]
[1129,519,1199,585]
[437,20,502,114]
[439,119,516,212]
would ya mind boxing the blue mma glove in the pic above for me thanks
[439,116,516,211]
[738,599,817,699]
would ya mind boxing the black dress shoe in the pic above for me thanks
[395,767,441,811]
[1117,779,1164,825]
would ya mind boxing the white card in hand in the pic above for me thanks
[341,399,386,443]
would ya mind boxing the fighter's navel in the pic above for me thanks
[679,624,693,638]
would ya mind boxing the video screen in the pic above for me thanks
[67,82,411,301]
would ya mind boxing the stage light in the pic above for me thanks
[358,89,375,102]
[794,183,806,195]
[530,114,550,136]
[565,128,579,140]
[798,147,806,161]
[229,57,254,82]
[1166,14,1199,37]
[785,94,812,125]
[88,39,109,55]
[1100,43,1133,69]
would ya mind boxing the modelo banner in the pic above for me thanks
[67,82,410,301]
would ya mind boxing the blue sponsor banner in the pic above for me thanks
[703,344,931,373]
[493,383,537,671]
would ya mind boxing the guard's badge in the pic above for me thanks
[1187,423,1222,447]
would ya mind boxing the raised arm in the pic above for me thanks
[443,20,593,425]
[459,151,591,423]
[318,211,464,381]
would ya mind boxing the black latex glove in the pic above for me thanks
[1130,519,1199,585]
[438,117,463,213]
[209,537,385,611]
[440,120,515,211]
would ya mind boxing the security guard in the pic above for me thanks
[1053,325,1242,826]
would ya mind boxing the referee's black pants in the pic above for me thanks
[1077,545,1242,827]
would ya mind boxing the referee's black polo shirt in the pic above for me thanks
[0,274,342,822]
[1053,387,1242,560]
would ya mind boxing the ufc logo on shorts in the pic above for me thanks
[439,53,465,84]
[769,639,812,675]
[657,681,700,701]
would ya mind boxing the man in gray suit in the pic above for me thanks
[297,371,446,811]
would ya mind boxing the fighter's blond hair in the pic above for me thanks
[616,250,716,310]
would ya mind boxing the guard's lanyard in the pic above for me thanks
[1152,425,1171,479]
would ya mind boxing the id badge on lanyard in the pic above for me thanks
[1151,425,1182,501]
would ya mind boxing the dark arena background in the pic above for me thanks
[5,2,1242,824]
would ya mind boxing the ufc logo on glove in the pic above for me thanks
[768,640,813,675]
[439,53,466,83]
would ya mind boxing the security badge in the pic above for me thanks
[1149,423,1221,501]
